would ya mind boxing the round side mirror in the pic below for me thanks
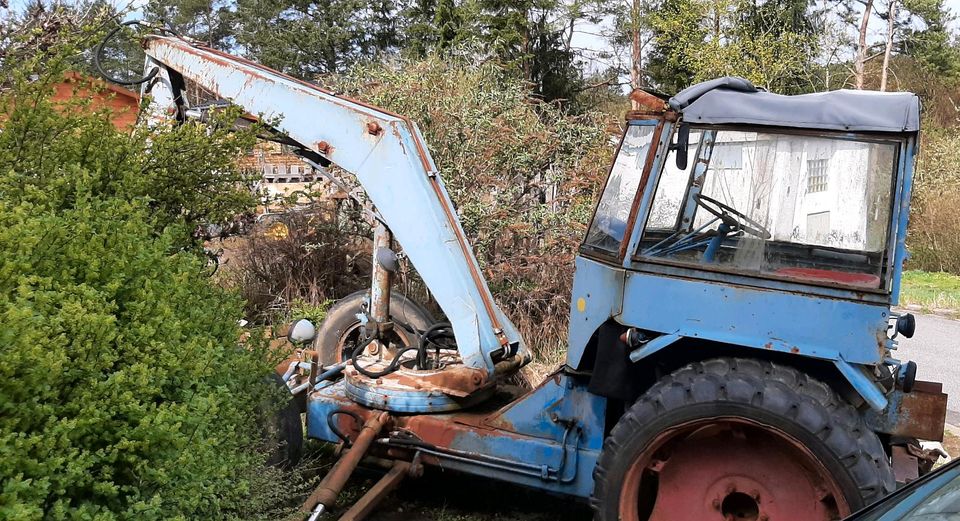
[288,318,317,344]
[899,360,918,393]
[375,247,399,273]
[896,313,916,339]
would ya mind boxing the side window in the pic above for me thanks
[646,130,701,230]
[584,124,656,252]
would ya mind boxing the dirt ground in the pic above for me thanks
[337,465,591,521]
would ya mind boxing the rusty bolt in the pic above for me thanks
[316,140,331,154]
[367,122,383,135]
[472,374,483,385]
[376,378,383,385]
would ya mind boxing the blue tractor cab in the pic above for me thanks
[568,78,945,521]
[571,77,923,406]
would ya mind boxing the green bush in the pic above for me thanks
[0,52,278,519]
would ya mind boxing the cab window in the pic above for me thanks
[638,127,899,290]
[584,124,656,253]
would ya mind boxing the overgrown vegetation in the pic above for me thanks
[323,57,612,357]
[909,125,960,274]
[0,40,287,519]
[226,204,371,322]
[3,0,960,517]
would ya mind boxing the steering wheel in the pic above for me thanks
[695,194,772,240]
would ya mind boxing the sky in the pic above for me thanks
[949,0,960,27]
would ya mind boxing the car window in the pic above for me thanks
[852,462,960,521]
[901,477,960,520]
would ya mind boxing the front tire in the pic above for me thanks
[591,357,894,521]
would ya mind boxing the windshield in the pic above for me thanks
[638,128,900,289]
[584,124,656,253]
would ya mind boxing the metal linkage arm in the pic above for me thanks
[140,36,526,376]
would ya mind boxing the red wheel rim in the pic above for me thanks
[619,417,851,521]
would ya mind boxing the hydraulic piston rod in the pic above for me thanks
[302,411,390,521]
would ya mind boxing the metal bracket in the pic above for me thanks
[834,358,888,411]
[628,333,683,362]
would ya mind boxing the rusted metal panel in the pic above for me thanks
[864,381,947,442]
[891,445,920,483]
[627,89,669,114]
[306,375,602,498]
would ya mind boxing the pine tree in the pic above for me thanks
[145,0,234,49]
[230,0,404,79]
[900,0,960,78]
[435,0,462,50]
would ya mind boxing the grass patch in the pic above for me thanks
[900,270,960,315]
[944,429,960,461]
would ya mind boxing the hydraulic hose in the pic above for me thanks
[417,322,456,369]
[327,410,363,446]
[94,21,160,86]
[350,321,458,378]
[351,342,420,378]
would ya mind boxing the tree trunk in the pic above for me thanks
[880,0,897,91]
[855,0,874,89]
[630,0,644,108]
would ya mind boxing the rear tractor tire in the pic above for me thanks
[591,357,894,521]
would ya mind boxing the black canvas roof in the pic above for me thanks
[668,77,920,133]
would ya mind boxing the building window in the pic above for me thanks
[806,211,830,242]
[807,159,828,193]
[712,142,743,175]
